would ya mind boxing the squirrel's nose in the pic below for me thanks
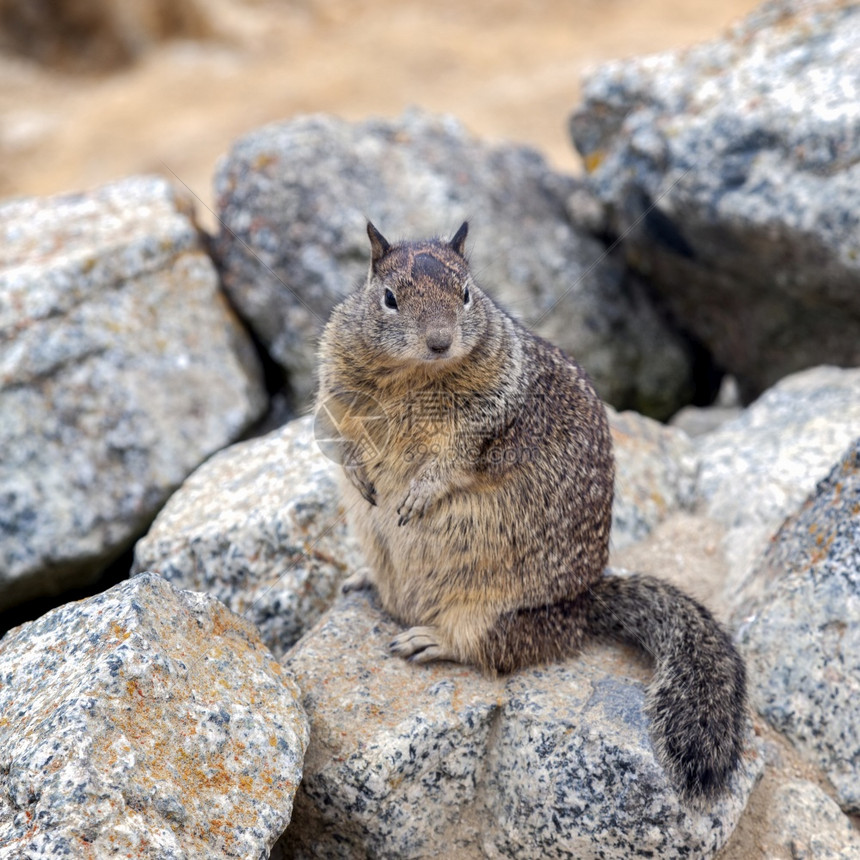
[426,327,454,353]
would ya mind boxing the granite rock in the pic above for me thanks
[694,366,860,595]
[763,779,860,859]
[0,175,266,610]
[276,588,762,860]
[570,0,860,399]
[669,377,742,439]
[608,407,695,551]
[0,572,309,858]
[133,416,362,659]
[214,110,694,417]
[734,437,860,813]
[669,404,742,439]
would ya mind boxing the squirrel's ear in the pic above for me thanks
[450,221,468,256]
[367,221,391,265]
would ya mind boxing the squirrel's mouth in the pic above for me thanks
[423,348,452,361]
[420,342,469,365]
[401,349,464,374]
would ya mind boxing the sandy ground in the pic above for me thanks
[0,0,761,230]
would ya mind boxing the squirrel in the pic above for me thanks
[315,220,747,801]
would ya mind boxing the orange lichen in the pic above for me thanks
[109,621,131,642]
[584,150,605,173]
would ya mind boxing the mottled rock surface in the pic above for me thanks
[735,437,860,813]
[0,572,309,858]
[694,366,860,594]
[669,376,742,438]
[570,0,860,399]
[276,589,761,859]
[608,407,695,551]
[764,779,860,859]
[0,175,266,609]
[214,109,694,417]
[133,416,362,659]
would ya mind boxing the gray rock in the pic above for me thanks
[764,779,860,859]
[608,407,695,551]
[670,404,742,439]
[0,572,309,858]
[669,376,742,438]
[694,366,860,595]
[734,437,860,813]
[277,589,762,860]
[719,729,860,860]
[570,0,860,399]
[133,416,362,659]
[214,109,694,418]
[0,175,266,610]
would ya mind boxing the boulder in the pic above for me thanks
[734,437,860,813]
[669,376,742,439]
[214,109,694,417]
[0,572,309,858]
[754,779,860,859]
[608,407,695,551]
[694,366,860,594]
[132,416,362,659]
[570,0,860,400]
[0,175,266,610]
[276,589,762,859]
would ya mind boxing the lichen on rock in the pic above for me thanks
[0,572,309,858]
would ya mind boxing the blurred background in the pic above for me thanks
[1,0,760,227]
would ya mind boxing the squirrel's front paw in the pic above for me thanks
[341,567,375,594]
[396,481,435,526]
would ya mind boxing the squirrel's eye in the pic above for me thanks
[383,288,398,310]
[463,285,471,306]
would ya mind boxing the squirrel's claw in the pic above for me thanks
[396,497,421,526]
[396,479,438,525]
[345,464,376,506]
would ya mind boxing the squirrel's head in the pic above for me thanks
[358,221,488,369]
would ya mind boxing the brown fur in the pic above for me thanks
[316,221,747,800]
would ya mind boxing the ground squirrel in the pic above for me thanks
[316,221,747,800]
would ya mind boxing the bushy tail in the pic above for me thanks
[585,573,747,800]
